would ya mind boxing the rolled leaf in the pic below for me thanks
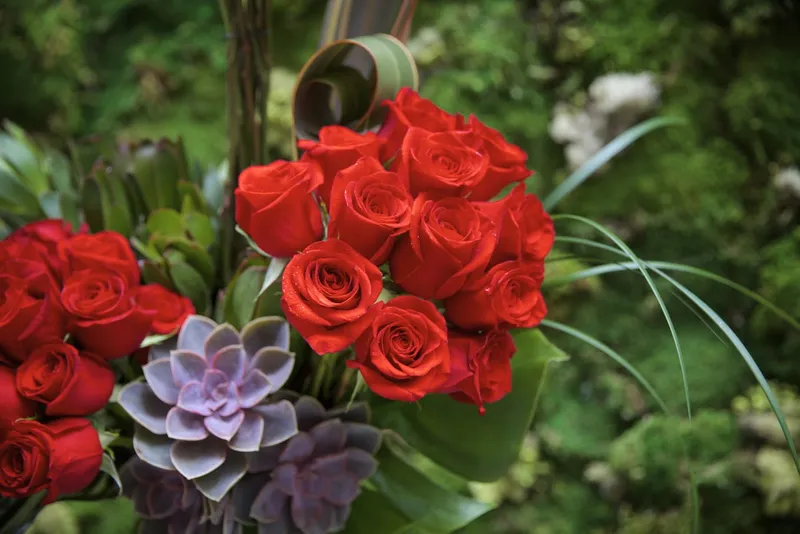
[131,139,187,212]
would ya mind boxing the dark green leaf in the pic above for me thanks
[141,261,175,290]
[183,212,215,248]
[342,490,409,534]
[223,266,265,330]
[100,453,122,496]
[131,141,182,212]
[167,238,215,285]
[0,491,45,534]
[373,329,567,482]
[43,148,74,194]
[167,260,210,314]
[0,122,48,195]
[0,168,43,216]
[147,209,185,238]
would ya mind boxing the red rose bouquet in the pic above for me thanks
[0,3,795,533]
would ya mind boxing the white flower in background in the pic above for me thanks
[774,166,800,198]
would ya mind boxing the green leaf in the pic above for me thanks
[0,167,43,216]
[140,332,176,349]
[183,212,215,248]
[39,191,62,219]
[293,34,419,147]
[99,453,122,496]
[342,490,409,534]
[82,168,134,235]
[0,121,48,195]
[147,209,185,238]
[141,261,174,289]
[43,147,74,194]
[0,491,46,534]
[373,329,567,482]
[223,266,265,329]
[131,141,182,212]
[167,260,210,315]
[259,257,288,297]
[542,116,686,210]
[167,238,216,285]
[319,0,419,46]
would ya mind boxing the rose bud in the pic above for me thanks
[235,159,324,258]
[61,270,154,360]
[445,260,547,331]
[349,295,450,402]
[438,329,516,414]
[389,195,498,300]
[0,366,37,423]
[16,343,115,417]
[462,115,532,201]
[58,231,141,288]
[297,125,383,207]
[394,127,488,197]
[328,157,413,264]
[281,239,383,355]
[378,88,465,160]
[134,283,195,335]
[475,184,554,266]
[0,418,103,503]
[7,219,84,280]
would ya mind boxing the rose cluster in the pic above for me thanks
[0,220,194,502]
[236,89,554,412]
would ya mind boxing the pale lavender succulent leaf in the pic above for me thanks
[204,368,228,390]
[178,315,219,354]
[193,451,248,502]
[238,370,273,409]
[119,382,171,435]
[172,350,209,386]
[212,345,247,383]
[241,316,290,356]
[229,412,266,452]
[308,420,347,457]
[149,336,178,363]
[205,324,243,360]
[217,385,243,417]
[245,446,283,474]
[143,358,180,405]
[252,400,299,447]
[170,439,228,480]
[166,407,209,441]
[293,397,327,432]
[249,348,294,393]
[205,411,246,441]
[133,425,176,471]
[272,464,298,495]
[177,381,213,416]
[343,423,382,454]
[250,481,290,523]
[278,433,314,465]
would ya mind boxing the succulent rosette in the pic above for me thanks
[119,315,299,501]
[233,396,382,534]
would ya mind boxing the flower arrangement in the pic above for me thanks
[0,4,797,533]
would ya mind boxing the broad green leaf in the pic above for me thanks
[543,116,686,210]
[167,238,216,285]
[0,122,48,195]
[39,191,62,219]
[0,168,43,215]
[167,260,210,315]
[223,266,265,329]
[131,141,182,212]
[0,491,46,534]
[373,329,567,482]
[147,209,185,238]
[183,212,215,248]
[141,261,174,290]
[293,33,419,148]
[259,256,289,297]
[43,147,74,194]
[342,490,409,534]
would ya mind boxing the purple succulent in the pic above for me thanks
[233,397,382,534]
[119,315,299,502]
[120,457,240,534]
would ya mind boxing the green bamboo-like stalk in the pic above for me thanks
[218,0,271,286]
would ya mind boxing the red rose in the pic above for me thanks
[7,219,83,278]
[0,366,37,425]
[134,283,195,335]
[281,240,383,355]
[378,88,464,160]
[348,295,450,402]
[463,115,532,201]
[0,257,65,363]
[394,127,488,197]
[389,195,498,300]
[297,126,384,207]
[235,159,324,258]
[61,270,154,360]
[16,343,115,417]
[327,157,413,264]
[58,231,140,287]
[438,330,516,414]
[475,184,554,265]
[444,260,547,330]
[0,418,102,503]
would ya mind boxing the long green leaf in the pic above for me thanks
[540,319,669,414]
[373,329,567,482]
[554,236,800,473]
[543,117,686,210]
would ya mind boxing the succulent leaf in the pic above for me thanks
[133,425,176,471]
[251,348,295,392]
[172,349,209,385]
[178,315,218,354]
[144,358,180,404]
[194,452,248,502]
[230,412,266,453]
[119,383,171,435]
[206,324,243,359]
[212,345,247,382]
[241,316,291,355]
[171,439,228,479]
[166,407,209,441]
[253,401,301,447]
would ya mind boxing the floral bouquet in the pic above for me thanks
[0,3,797,533]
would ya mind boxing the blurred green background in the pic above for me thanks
[4,0,800,532]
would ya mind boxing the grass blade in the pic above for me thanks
[543,117,686,211]
[540,319,669,414]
